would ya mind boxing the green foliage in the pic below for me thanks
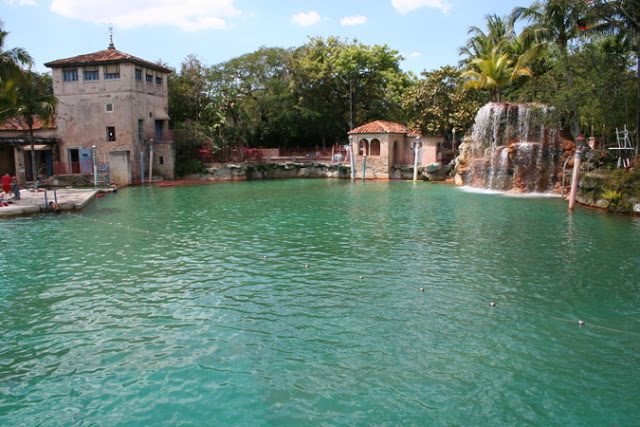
[287,36,409,133]
[175,159,205,177]
[167,54,209,124]
[599,169,640,213]
[459,14,535,101]
[403,66,484,138]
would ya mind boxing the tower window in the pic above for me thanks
[63,69,78,82]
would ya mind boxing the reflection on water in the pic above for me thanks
[0,180,638,425]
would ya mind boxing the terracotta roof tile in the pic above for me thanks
[0,116,57,132]
[349,120,412,135]
[44,47,172,73]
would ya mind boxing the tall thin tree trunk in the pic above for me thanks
[636,50,639,156]
[561,48,582,140]
[349,79,355,130]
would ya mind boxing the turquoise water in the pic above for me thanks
[0,180,638,425]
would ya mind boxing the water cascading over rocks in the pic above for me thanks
[455,102,570,193]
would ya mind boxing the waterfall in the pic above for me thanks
[457,103,565,194]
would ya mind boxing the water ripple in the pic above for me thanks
[0,181,638,425]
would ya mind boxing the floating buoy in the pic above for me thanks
[358,276,364,279]
[578,320,585,325]
[419,288,424,292]
[304,264,309,268]
[490,302,496,307]
[263,256,268,259]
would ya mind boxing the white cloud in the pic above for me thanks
[391,0,451,14]
[49,0,241,31]
[340,15,367,26]
[291,11,321,27]
[409,51,422,57]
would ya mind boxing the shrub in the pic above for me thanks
[175,159,205,177]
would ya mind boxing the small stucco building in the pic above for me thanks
[0,117,60,183]
[347,120,442,179]
[43,40,174,184]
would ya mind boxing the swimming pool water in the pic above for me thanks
[1,180,638,425]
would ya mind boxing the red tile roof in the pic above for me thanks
[44,46,172,73]
[0,116,56,132]
[349,120,413,135]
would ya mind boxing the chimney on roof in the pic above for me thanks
[108,23,115,50]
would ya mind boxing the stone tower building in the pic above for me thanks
[44,40,174,184]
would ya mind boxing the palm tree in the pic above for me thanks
[589,0,640,154]
[459,14,516,67]
[461,47,533,102]
[9,71,57,187]
[0,21,33,122]
[512,0,591,138]
[459,14,534,101]
[0,21,32,82]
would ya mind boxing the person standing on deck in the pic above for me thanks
[1,174,12,196]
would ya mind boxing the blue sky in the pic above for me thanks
[3,0,528,75]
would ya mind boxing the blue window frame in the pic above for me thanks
[135,69,142,81]
[146,74,152,83]
[84,70,99,80]
[63,70,78,82]
[155,76,162,85]
[104,64,120,80]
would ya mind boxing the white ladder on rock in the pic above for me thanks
[611,125,635,168]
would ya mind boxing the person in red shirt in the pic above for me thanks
[1,173,12,194]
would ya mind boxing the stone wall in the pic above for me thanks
[182,162,451,182]
[184,162,351,181]
[576,171,640,214]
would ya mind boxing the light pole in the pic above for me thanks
[148,138,154,184]
[413,136,422,181]
[140,150,145,184]
[348,135,356,181]
[568,135,585,212]
[91,145,98,186]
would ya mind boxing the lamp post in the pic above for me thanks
[91,145,98,186]
[140,150,145,184]
[148,138,154,184]
[568,135,585,212]
[413,136,422,181]
[348,135,356,181]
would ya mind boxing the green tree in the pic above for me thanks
[0,21,33,121]
[403,66,484,144]
[459,14,534,102]
[292,37,409,133]
[7,71,57,186]
[168,54,210,124]
[589,0,640,153]
[512,0,591,138]
[206,46,296,148]
[461,47,533,102]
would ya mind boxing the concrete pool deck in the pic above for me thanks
[0,188,100,218]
